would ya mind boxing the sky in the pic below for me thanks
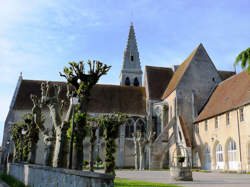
[0,0,249,145]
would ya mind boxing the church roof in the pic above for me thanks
[195,71,250,123]
[161,44,201,99]
[13,79,146,116]
[145,66,173,100]
[218,70,235,81]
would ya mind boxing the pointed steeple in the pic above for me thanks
[120,23,142,86]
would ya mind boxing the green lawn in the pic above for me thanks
[115,178,181,187]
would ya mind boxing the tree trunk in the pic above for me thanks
[73,134,84,170]
[53,125,69,168]
[28,143,36,164]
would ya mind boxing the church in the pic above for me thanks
[2,23,250,172]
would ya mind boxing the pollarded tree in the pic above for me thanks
[98,113,127,175]
[234,48,250,73]
[41,82,75,168]
[60,60,111,170]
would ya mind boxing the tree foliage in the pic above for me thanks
[10,113,39,163]
[97,113,127,175]
[234,48,250,73]
[60,60,111,170]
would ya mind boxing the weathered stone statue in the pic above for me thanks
[41,82,74,168]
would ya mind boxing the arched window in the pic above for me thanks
[125,123,134,138]
[125,77,130,86]
[228,139,238,170]
[204,145,211,170]
[134,77,139,86]
[216,144,224,169]
[193,152,199,167]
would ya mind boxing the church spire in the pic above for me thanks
[120,23,142,86]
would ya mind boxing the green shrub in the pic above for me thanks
[0,173,25,187]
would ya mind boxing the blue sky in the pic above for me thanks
[0,0,249,144]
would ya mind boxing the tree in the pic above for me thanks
[234,48,250,73]
[60,60,111,170]
[41,82,74,168]
[98,113,127,175]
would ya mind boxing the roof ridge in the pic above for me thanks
[145,65,172,70]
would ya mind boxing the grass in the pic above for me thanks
[192,169,211,173]
[0,173,26,187]
[114,178,181,187]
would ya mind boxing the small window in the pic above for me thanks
[125,124,134,138]
[226,112,230,125]
[240,108,244,122]
[196,125,199,134]
[131,56,134,61]
[125,77,130,86]
[134,77,139,86]
[215,117,218,129]
[205,121,208,132]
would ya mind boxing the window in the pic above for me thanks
[193,152,199,167]
[240,108,244,122]
[125,124,134,138]
[131,55,134,61]
[215,117,218,129]
[216,144,223,162]
[125,77,130,86]
[205,121,208,132]
[226,112,230,125]
[196,125,199,134]
[228,139,238,170]
[134,77,139,86]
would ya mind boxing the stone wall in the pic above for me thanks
[7,163,114,187]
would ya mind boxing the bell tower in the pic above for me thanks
[120,22,142,86]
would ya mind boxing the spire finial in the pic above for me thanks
[131,9,133,24]
[19,72,23,79]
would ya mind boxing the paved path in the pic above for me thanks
[0,179,9,187]
[114,170,250,187]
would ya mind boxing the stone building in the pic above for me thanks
[3,22,249,172]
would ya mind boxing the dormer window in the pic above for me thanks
[131,55,134,61]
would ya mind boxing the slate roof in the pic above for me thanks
[161,44,201,99]
[145,66,173,100]
[13,79,146,116]
[218,70,235,81]
[195,71,250,123]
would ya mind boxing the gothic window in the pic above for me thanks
[216,144,223,162]
[125,77,130,86]
[134,77,139,86]
[125,124,134,138]
[131,55,134,61]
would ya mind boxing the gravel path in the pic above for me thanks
[114,170,250,187]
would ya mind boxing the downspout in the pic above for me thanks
[236,109,243,171]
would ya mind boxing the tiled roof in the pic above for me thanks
[218,70,235,81]
[195,71,250,123]
[145,66,173,100]
[14,79,146,116]
[161,44,201,99]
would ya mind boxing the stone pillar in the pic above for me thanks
[118,125,125,168]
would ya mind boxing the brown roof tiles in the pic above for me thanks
[145,66,173,100]
[14,80,146,116]
[195,71,250,123]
